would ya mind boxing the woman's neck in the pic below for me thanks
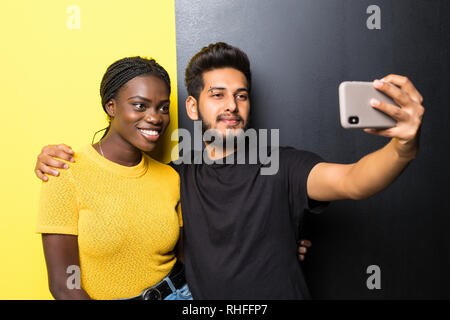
[93,131,142,167]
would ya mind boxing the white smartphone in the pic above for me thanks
[339,81,399,129]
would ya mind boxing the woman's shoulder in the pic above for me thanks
[66,145,97,167]
[40,145,97,189]
[54,145,100,178]
[144,154,180,180]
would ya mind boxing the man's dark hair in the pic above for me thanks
[94,56,171,141]
[184,42,252,101]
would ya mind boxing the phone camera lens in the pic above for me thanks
[348,116,359,125]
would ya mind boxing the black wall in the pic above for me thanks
[175,0,450,299]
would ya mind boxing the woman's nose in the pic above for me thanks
[144,110,163,124]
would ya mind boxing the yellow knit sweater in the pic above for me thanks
[36,145,182,299]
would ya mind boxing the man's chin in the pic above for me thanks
[211,128,247,142]
[220,127,246,138]
[218,121,247,132]
[200,119,249,142]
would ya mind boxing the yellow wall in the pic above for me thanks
[0,0,178,299]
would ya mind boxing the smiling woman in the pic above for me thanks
[0,0,179,299]
[95,57,172,165]
[35,57,192,300]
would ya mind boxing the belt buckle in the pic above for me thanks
[142,287,162,300]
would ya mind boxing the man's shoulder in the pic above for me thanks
[277,146,325,169]
[278,146,321,156]
[168,149,203,172]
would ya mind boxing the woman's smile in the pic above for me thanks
[137,127,161,142]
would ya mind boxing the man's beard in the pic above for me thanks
[198,110,250,151]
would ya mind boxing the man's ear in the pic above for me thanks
[104,100,116,119]
[186,96,199,120]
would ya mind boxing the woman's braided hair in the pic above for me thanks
[93,56,171,142]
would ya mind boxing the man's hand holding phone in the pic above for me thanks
[340,74,425,159]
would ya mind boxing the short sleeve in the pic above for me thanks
[168,161,182,174]
[177,201,183,227]
[36,169,79,235]
[283,147,331,215]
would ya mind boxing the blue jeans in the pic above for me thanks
[164,283,193,300]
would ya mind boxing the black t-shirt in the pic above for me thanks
[169,146,329,299]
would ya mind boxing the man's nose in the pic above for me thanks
[224,96,238,113]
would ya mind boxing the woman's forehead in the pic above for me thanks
[119,75,170,98]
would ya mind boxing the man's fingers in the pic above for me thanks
[370,99,406,121]
[40,163,60,177]
[41,154,69,169]
[48,148,75,162]
[35,144,72,181]
[298,239,311,261]
[46,147,75,162]
[363,127,395,138]
[299,240,312,247]
[41,144,74,162]
[382,74,423,104]
[373,79,410,106]
[35,169,49,182]
[298,247,307,254]
[56,144,75,156]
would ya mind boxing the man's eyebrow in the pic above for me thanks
[207,87,226,93]
[207,87,249,93]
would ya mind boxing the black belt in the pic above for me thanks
[125,261,186,300]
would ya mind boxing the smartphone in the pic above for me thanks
[338,81,398,129]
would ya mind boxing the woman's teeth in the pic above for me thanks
[139,129,159,136]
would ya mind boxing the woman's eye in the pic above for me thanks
[133,103,145,110]
[160,105,170,113]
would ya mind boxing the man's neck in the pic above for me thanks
[204,142,237,160]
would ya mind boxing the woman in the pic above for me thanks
[37,56,192,300]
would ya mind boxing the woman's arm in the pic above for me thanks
[42,234,91,300]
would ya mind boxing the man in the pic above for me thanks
[35,42,424,299]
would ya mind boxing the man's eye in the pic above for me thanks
[212,93,223,98]
[236,94,248,100]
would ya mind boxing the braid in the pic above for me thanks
[100,56,171,113]
[95,56,171,141]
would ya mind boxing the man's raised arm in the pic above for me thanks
[307,74,425,202]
